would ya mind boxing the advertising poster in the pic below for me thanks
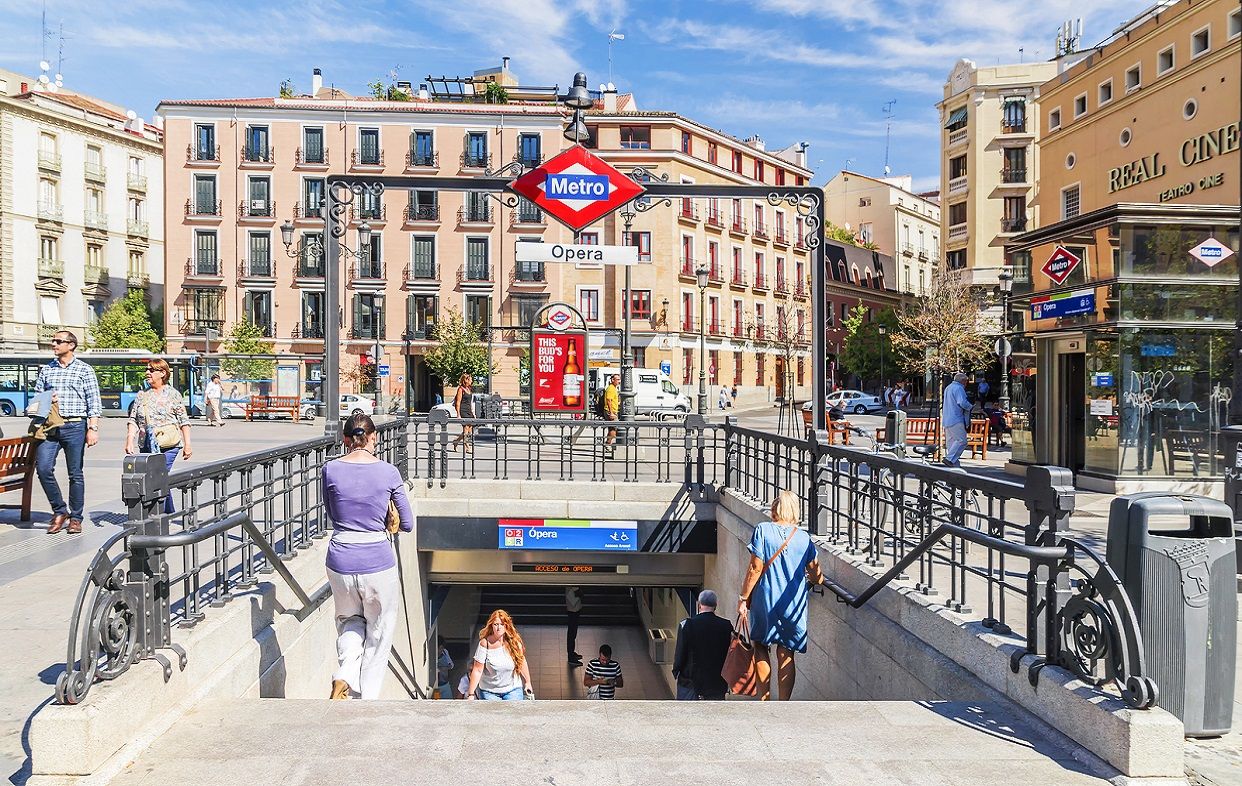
[531,329,587,413]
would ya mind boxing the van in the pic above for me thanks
[587,367,693,419]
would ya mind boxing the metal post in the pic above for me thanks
[697,282,707,415]
[811,201,826,431]
[374,330,383,413]
[620,212,635,421]
[878,325,886,399]
[1224,246,1242,526]
[404,330,413,415]
[324,190,341,439]
[1000,288,1012,412]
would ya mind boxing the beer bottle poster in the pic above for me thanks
[531,330,587,413]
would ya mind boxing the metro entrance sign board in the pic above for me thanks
[509,146,646,232]
[1041,246,1082,286]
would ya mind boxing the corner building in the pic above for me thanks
[1006,0,1240,493]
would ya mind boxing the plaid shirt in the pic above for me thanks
[35,357,102,418]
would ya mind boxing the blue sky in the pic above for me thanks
[0,0,1145,190]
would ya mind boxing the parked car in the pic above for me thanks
[339,394,376,417]
[801,399,846,421]
[827,389,886,414]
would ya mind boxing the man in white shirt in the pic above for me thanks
[204,374,223,427]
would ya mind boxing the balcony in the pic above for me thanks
[708,264,723,284]
[457,264,493,287]
[510,265,547,287]
[732,322,745,338]
[295,147,329,167]
[37,258,64,280]
[84,210,108,231]
[350,149,384,169]
[514,152,542,169]
[774,278,790,296]
[902,243,916,257]
[293,202,323,221]
[127,172,147,192]
[84,264,109,285]
[753,220,770,241]
[182,318,224,336]
[752,322,766,341]
[708,320,724,337]
[37,203,63,223]
[678,202,700,223]
[296,258,325,279]
[351,204,387,224]
[403,263,438,290]
[705,208,724,229]
[185,257,222,279]
[185,199,222,218]
[127,219,149,238]
[348,325,387,341]
[729,216,748,236]
[999,167,1028,185]
[84,162,107,183]
[406,150,438,169]
[239,200,276,220]
[1000,116,1028,135]
[947,128,968,148]
[37,150,61,172]
[918,249,930,261]
[457,204,493,225]
[461,151,491,169]
[679,257,697,279]
[126,271,149,288]
[730,269,747,289]
[38,324,62,343]
[794,281,809,300]
[238,258,274,279]
[680,318,696,335]
[511,207,546,228]
[752,272,769,291]
[1001,216,1028,233]
[348,262,385,288]
[773,228,790,247]
[404,203,440,223]
[947,224,968,243]
[186,144,221,165]
[291,323,325,340]
[795,234,808,251]
[947,176,968,196]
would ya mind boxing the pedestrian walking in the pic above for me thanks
[603,374,620,453]
[671,616,697,700]
[125,359,193,513]
[730,385,738,407]
[941,372,973,468]
[977,378,991,402]
[324,413,414,700]
[672,590,733,700]
[466,609,534,701]
[718,387,728,412]
[32,331,101,535]
[584,644,623,700]
[565,586,583,666]
[736,490,825,701]
[204,373,224,426]
[435,637,454,699]
[451,373,474,453]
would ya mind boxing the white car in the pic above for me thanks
[828,389,886,415]
[339,394,376,417]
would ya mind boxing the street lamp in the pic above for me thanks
[618,207,637,421]
[696,265,709,415]
[996,268,1014,412]
[561,72,593,145]
[878,325,887,401]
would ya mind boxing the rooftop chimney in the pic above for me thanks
[796,141,808,168]
[418,83,429,100]
[311,68,323,97]
[744,135,765,152]
[603,84,618,113]
[502,56,511,71]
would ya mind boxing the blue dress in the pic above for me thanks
[747,521,817,653]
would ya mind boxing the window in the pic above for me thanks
[244,291,273,335]
[755,354,765,386]
[465,295,490,329]
[1125,64,1141,92]
[948,155,967,179]
[516,238,544,282]
[40,295,62,327]
[578,288,600,322]
[40,235,58,261]
[518,133,541,166]
[684,349,694,385]
[1002,147,1027,182]
[945,106,967,131]
[358,128,380,164]
[190,289,223,325]
[775,169,785,186]
[86,299,105,325]
[248,176,271,213]
[407,295,436,338]
[299,232,324,276]
[709,350,719,385]
[39,178,57,209]
[359,188,382,220]
[85,145,103,177]
[946,249,967,270]
[128,250,145,276]
[352,294,382,339]
[1231,8,1241,40]
[753,159,764,182]
[514,294,548,327]
[1048,108,1062,132]
[1062,184,1081,220]
[466,238,489,280]
[85,243,101,270]
[304,178,324,214]
[410,130,434,166]
[39,132,57,156]
[1098,79,1113,105]
[732,300,743,334]
[619,126,650,149]
[249,232,272,276]
[1073,93,1087,118]
[753,252,765,284]
[1191,26,1210,57]
[409,189,437,220]
[858,223,873,244]
[194,124,215,160]
[245,125,270,161]
[303,127,324,163]
[85,187,103,214]
[194,231,218,274]
[755,303,765,336]
[733,353,743,385]
[1002,196,1026,232]
[680,131,691,154]
[682,292,694,330]
[1157,45,1174,76]
[632,347,646,369]
[1002,98,1026,132]
[753,203,765,234]
[194,174,217,213]
[411,237,435,279]
[626,290,651,320]
[465,132,488,166]
[361,235,382,278]
[797,358,804,386]
[128,197,145,222]
[732,247,743,280]
[707,142,718,165]
[708,296,720,332]
[948,202,967,226]
[731,150,743,174]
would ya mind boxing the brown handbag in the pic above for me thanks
[721,524,799,696]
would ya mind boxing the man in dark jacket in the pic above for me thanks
[671,589,733,699]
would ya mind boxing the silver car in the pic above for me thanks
[828,389,885,414]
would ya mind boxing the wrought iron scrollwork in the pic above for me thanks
[623,166,672,213]
[326,181,384,238]
[767,191,822,248]
[484,160,529,180]
[625,165,669,183]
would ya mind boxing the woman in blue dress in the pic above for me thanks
[736,490,824,700]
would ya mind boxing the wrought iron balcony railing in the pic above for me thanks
[351,149,384,168]
[678,201,700,222]
[1001,117,1028,134]
[295,147,329,166]
[127,172,147,192]
[679,257,697,278]
[38,258,64,280]
[1000,167,1028,184]
[753,220,770,240]
[239,200,276,219]
[182,318,224,335]
[510,265,547,285]
[732,322,745,338]
[457,204,493,224]
[461,151,491,169]
[708,265,724,284]
[794,281,809,299]
[406,150,438,168]
[291,323,324,340]
[239,258,274,278]
[187,144,221,163]
[185,199,222,217]
[348,262,384,284]
[730,269,747,287]
[297,259,325,278]
[186,257,222,277]
[773,228,790,246]
[774,278,790,295]
[730,216,748,234]
[681,319,696,334]
[403,263,438,283]
[293,202,323,220]
[752,272,769,290]
[512,208,545,226]
[708,320,724,336]
[241,146,275,165]
[1001,216,1027,233]
[458,264,492,284]
[405,203,440,222]
[348,325,387,340]
[514,152,542,168]
[352,204,387,223]
[706,208,724,228]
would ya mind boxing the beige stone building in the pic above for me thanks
[0,68,163,351]
[823,170,940,296]
[157,64,813,409]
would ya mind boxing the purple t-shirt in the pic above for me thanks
[323,459,413,575]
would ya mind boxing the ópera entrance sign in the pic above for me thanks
[509,146,646,232]
[515,241,639,265]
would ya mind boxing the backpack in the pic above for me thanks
[594,388,607,418]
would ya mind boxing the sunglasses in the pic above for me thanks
[50,339,73,345]
[145,368,161,374]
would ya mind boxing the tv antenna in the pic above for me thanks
[607,30,625,87]
[881,99,896,176]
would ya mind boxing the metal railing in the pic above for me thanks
[1000,166,1028,184]
[240,258,273,278]
[241,146,275,165]
[238,200,276,219]
[185,199,222,217]
[295,147,329,166]
[404,262,438,283]
[56,420,408,704]
[185,257,221,277]
[127,172,148,191]
[351,149,384,168]
[461,151,491,169]
[457,204,492,224]
[187,144,221,163]
[722,421,1157,710]
[406,150,438,168]
[405,203,440,222]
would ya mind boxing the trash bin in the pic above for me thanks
[1106,492,1237,737]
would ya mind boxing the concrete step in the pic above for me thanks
[90,698,1121,786]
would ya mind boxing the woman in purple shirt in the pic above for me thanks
[324,414,414,700]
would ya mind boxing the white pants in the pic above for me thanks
[327,566,400,699]
[944,422,968,465]
[206,398,223,426]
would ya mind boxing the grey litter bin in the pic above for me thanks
[1106,492,1237,737]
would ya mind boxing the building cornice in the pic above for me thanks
[587,113,812,176]
[0,96,163,154]
[1008,202,1239,251]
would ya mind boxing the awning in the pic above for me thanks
[944,106,968,128]
[1002,96,1025,105]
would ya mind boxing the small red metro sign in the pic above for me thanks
[509,146,646,232]
[1041,246,1082,286]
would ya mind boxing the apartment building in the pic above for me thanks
[158,64,814,408]
[823,170,939,296]
[1004,0,1239,492]
[0,69,163,351]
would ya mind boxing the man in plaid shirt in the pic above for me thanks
[33,330,101,534]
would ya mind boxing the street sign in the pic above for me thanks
[542,303,576,332]
[509,146,646,232]
[1041,246,1082,286]
[587,349,615,361]
[1189,237,1234,268]
[378,365,390,377]
[514,241,640,265]
[531,330,586,413]
[498,519,638,552]
[1031,289,1095,320]
[660,361,671,376]
[993,337,1011,357]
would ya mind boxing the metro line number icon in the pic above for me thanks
[509,146,646,232]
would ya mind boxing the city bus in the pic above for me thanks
[0,351,204,417]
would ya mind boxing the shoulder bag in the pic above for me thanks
[721,523,799,696]
[144,393,182,450]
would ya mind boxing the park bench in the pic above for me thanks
[0,436,37,520]
[800,409,852,444]
[245,394,301,422]
[966,418,990,460]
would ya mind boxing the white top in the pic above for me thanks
[473,641,522,694]
[205,381,222,401]
[565,586,583,613]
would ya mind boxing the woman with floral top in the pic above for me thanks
[125,358,192,512]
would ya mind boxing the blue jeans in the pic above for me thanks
[36,420,86,520]
[479,686,525,701]
[141,445,180,513]
[676,682,698,700]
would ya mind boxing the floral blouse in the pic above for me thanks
[129,386,189,451]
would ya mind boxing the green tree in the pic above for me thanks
[891,273,993,382]
[220,320,276,381]
[87,290,163,352]
[278,78,295,98]
[424,308,493,385]
[839,304,908,383]
[483,81,509,104]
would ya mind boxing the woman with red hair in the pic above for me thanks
[465,609,534,701]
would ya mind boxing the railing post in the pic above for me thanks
[427,408,448,486]
[807,428,829,536]
[1023,465,1075,657]
[722,416,736,491]
[395,413,410,481]
[684,414,707,491]
[121,453,172,654]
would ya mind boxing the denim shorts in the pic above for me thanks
[479,686,525,701]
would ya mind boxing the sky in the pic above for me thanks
[0,0,1150,191]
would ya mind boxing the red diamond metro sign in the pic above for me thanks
[509,146,646,232]
[1041,245,1082,286]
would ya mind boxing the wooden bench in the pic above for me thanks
[0,436,38,521]
[245,394,301,422]
[800,409,852,444]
